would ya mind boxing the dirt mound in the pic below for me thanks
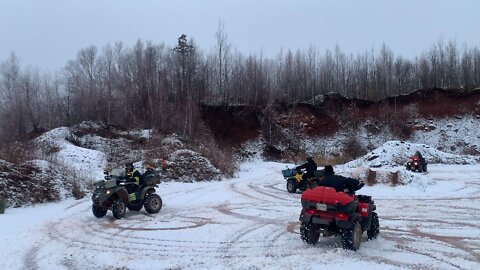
[0,159,73,207]
[163,149,221,182]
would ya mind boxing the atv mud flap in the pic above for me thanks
[299,213,312,223]
[299,214,332,225]
[336,219,354,229]
[312,216,330,225]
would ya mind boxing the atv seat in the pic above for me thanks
[313,169,325,177]
[141,170,161,185]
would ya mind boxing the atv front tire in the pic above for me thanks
[367,212,380,240]
[300,222,320,245]
[92,204,107,218]
[286,179,297,193]
[112,198,126,219]
[341,221,362,251]
[144,194,162,214]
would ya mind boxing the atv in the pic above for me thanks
[91,168,163,219]
[406,156,427,172]
[282,167,324,193]
[299,184,379,251]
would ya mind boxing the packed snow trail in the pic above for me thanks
[1,162,480,270]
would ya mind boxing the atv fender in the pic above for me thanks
[116,189,129,204]
[139,186,157,200]
[360,202,376,230]
[336,213,362,229]
[96,193,113,208]
[96,188,128,208]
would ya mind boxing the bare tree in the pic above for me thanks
[0,53,24,140]
[213,20,232,104]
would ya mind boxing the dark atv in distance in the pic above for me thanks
[91,168,163,219]
[283,167,324,193]
[406,155,427,172]
[299,183,379,251]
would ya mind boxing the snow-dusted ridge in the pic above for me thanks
[344,140,480,169]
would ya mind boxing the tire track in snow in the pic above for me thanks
[247,183,293,202]
[380,231,466,270]
[18,164,480,269]
[23,245,39,270]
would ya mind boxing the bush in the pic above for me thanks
[462,145,480,155]
[192,138,237,178]
[0,141,34,164]
[343,137,366,161]
[0,160,61,207]
[389,171,399,186]
[72,180,85,199]
[366,169,377,186]
[388,108,415,140]
[315,154,351,166]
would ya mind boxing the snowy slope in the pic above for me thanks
[36,127,108,181]
[344,140,480,168]
[329,140,480,189]
[0,161,479,270]
[300,115,480,160]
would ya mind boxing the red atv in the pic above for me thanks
[406,156,427,172]
[299,186,379,251]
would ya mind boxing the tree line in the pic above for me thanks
[1,27,480,144]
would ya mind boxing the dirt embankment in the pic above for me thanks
[201,88,480,156]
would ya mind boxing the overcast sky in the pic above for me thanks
[1,0,479,72]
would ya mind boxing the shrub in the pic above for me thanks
[462,145,480,155]
[389,171,399,186]
[343,136,366,161]
[192,138,237,178]
[366,169,377,186]
[0,141,34,164]
[72,180,85,199]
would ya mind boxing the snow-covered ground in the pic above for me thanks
[1,161,479,270]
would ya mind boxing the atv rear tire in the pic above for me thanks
[144,194,162,214]
[367,212,380,240]
[92,204,107,218]
[300,222,320,245]
[286,179,297,193]
[341,221,362,251]
[112,198,126,219]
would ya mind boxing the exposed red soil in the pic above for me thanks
[274,103,340,136]
[201,105,261,147]
[201,88,480,148]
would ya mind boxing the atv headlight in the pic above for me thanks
[414,162,418,165]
